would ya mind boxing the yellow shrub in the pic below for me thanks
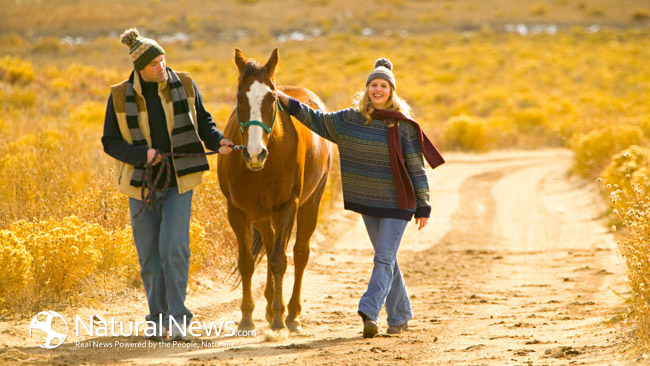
[588,7,605,17]
[432,72,457,84]
[570,125,646,178]
[513,109,547,133]
[602,146,650,205]
[70,101,105,129]
[0,230,33,309]
[640,117,650,140]
[14,217,102,298]
[0,56,34,84]
[443,114,489,151]
[0,216,141,312]
[486,117,518,147]
[0,34,29,49]
[372,10,392,22]
[49,77,73,91]
[189,220,207,280]
[0,89,36,109]
[530,3,547,16]
[632,9,650,22]
[32,37,61,54]
[606,177,650,351]
[93,225,139,288]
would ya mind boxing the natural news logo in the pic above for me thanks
[29,311,68,349]
[29,311,255,349]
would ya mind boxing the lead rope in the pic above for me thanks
[132,145,245,219]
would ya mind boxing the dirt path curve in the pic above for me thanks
[1,149,632,366]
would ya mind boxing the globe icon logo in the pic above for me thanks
[29,311,68,349]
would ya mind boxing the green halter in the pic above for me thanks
[238,97,283,135]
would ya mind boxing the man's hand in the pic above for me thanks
[414,217,428,231]
[219,138,234,154]
[147,148,162,166]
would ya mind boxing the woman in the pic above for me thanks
[276,58,444,338]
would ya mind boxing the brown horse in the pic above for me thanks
[217,48,331,332]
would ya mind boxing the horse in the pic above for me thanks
[217,48,331,332]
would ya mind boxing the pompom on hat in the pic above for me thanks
[120,28,165,71]
[366,57,396,90]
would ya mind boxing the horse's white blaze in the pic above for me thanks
[245,81,272,158]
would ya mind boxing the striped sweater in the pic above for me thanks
[288,98,431,220]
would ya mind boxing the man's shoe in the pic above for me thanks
[146,334,164,342]
[145,327,167,342]
[358,311,378,339]
[387,321,409,335]
[169,323,192,342]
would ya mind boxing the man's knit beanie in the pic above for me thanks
[120,28,165,71]
[366,58,396,90]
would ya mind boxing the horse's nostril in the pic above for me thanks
[259,148,267,162]
[243,149,251,160]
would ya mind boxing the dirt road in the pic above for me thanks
[1,149,633,365]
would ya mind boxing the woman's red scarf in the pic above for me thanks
[371,109,445,210]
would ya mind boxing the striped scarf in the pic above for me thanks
[125,67,209,187]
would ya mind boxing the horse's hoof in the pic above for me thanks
[286,320,302,333]
[238,321,256,332]
[270,320,286,331]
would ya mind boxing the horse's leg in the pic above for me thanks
[286,177,328,332]
[265,264,273,324]
[228,202,255,331]
[269,199,299,330]
[253,220,275,325]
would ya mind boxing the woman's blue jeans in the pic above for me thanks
[358,215,413,327]
[129,188,193,333]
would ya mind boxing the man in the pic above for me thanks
[101,28,233,341]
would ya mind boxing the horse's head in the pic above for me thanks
[234,48,280,171]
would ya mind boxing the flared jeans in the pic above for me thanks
[358,215,413,327]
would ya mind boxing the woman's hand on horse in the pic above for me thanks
[219,138,234,154]
[275,90,290,107]
[415,217,428,231]
[147,148,162,166]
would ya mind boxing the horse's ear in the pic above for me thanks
[234,48,247,74]
[264,48,279,79]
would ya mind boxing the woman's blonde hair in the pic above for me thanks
[353,85,413,125]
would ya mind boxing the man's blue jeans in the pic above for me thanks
[129,188,193,333]
[358,215,413,327]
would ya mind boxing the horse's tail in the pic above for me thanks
[250,228,266,266]
[230,229,266,288]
